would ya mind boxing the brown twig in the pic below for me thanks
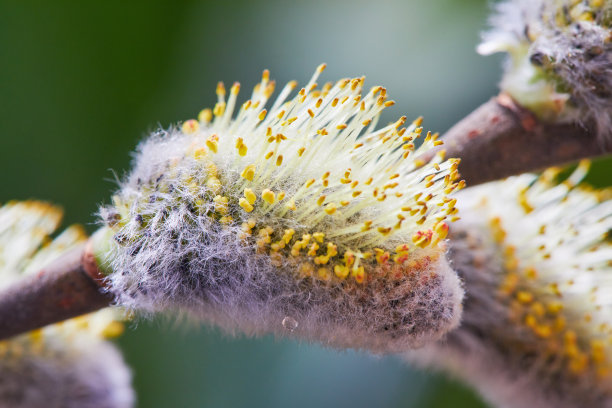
[0,242,112,341]
[433,94,610,186]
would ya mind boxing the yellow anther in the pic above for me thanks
[241,164,256,181]
[298,147,306,156]
[258,109,267,121]
[324,203,337,215]
[265,151,274,160]
[238,199,253,214]
[377,226,392,235]
[213,102,226,117]
[344,251,355,267]
[412,230,433,248]
[317,195,326,206]
[525,266,538,280]
[277,191,285,201]
[182,119,199,134]
[231,82,240,94]
[516,291,534,304]
[315,255,330,265]
[275,155,283,166]
[194,147,207,160]
[243,188,257,204]
[547,301,564,314]
[307,243,320,257]
[326,243,338,257]
[433,221,449,240]
[262,189,276,204]
[352,266,366,283]
[374,249,390,264]
[396,244,410,253]
[283,229,295,244]
[305,179,316,188]
[235,138,248,156]
[216,81,226,96]
[334,265,349,280]
[198,108,213,123]
[313,232,325,243]
[361,220,373,231]
[206,134,219,153]
[308,109,315,118]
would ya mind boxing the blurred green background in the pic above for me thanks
[1,1,609,407]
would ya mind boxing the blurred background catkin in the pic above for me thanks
[1,1,610,407]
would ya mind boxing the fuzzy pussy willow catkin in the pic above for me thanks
[0,201,134,408]
[97,65,465,353]
[479,0,612,141]
[406,162,612,408]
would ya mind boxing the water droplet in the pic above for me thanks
[282,316,298,332]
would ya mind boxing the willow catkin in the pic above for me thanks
[96,66,465,353]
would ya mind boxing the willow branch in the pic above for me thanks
[0,94,611,341]
[0,242,112,341]
[433,94,611,186]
